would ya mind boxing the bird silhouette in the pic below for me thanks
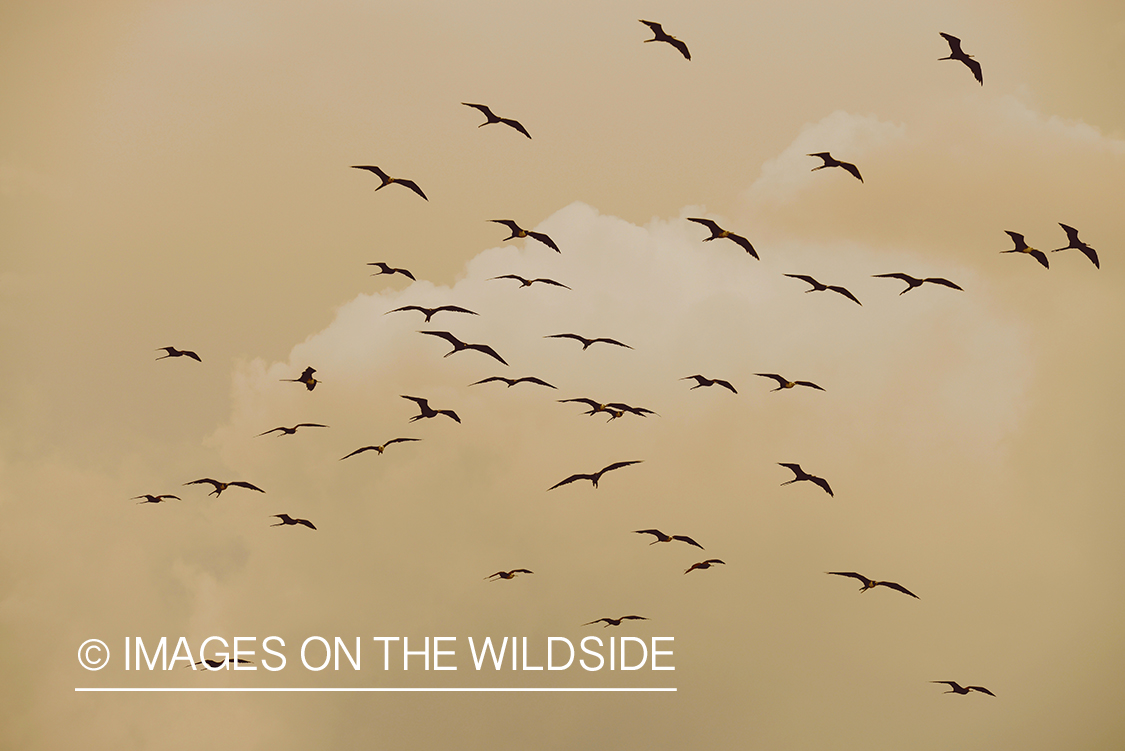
[681,375,737,393]
[369,262,416,280]
[778,463,833,496]
[401,395,461,423]
[490,219,559,252]
[784,274,862,305]
[584,615,649,627]
[258,423,328,437]
[350,165,428,200]
[686,217,758,258]
[755,374,824,392]
[549,460,642,490]
[184,478,265,497]
[939,33,982,85]
[281,366,319,391]
[639,20,690,60]
[826,571,918,598]
[1051,224,1099,268]
[559,398,655,419]
[189,658,254,669]
[485,569,534,581]
[931,681,995,696]
[156,347,201,362]
[134,494,180,504]
[386,304,478,322]
[470,375,557,389]
[490,274,571,290]
[634,529,704,549]
[1003,231,1049,269]
[462,103,532,138]
[872,273,963,294]
[419,330,508,365]
[807,152,863,182]
[339,438,420,460]
[545,333,633,350]
[684,559,725,574]
[271,513,316,530]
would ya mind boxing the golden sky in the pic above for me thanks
[3,1,1124,748]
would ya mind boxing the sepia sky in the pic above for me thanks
[3,1,1124,749]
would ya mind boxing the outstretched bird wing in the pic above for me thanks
[340,446,379,460]
[826,571,873,586]
[549,473,595,490]
[826,285,863,305]
[351,165,389,181]
[229,481,265,493]
[809,475,833,496]
[876,580,919,598]
[922,277,963,290]
[839,161,863,182]
[499,117,531,138]
[527,231,559,252]
[671,535,704,549]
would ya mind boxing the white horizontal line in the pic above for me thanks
[75,687,676,693]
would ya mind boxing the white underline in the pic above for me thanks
[75,687,675,693]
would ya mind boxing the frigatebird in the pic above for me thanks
[350,165,428,200]
[1003,231,1049,269]
[584,615,649,627]
[784,274,862,305]
[545,333,632,350]
[470,375,556,389]
[778,463,833,496]
[490,219,559,252]
[872,273,963,294]
[639,20,690,60]
[681,375,737,393]
[258,423,328,437]
[339,438,420,460]
[156,347,201,362]
[485,569,534,581]
[281,366,319,391]
[931,681,995,696]
[462,103,531,138]
[1052,224,1100,268]
[134,494,180,504]
[419,330,508,366]
[826,571,918,598]
[549,460,642,490]
[939,33,982,85]
[369,262,416,280]
[271,513,316,530]
[755,374,824,392]
[401,395,460,423]
[634,529,704,549]
[184,478,265,497]
[385,304,479,322]
[808,152,863,182]
[687,217,758,258]
[685,559,725,574]
[490,274,571,290]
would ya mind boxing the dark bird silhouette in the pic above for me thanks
[271,513,316,530]
[462,103,531,138]
[681,375,737,393]
[156,346,201,362]
[639,20,690,60]
[386,304,479,322]
[939,33,982,85]
[634,529,704,549]
[872,273,963,294]
[807,152,863,182]
[755,374,825,392]
[258,423,328,437]
[1003,231,1049,269]
[490,274,571,290]
[401,395,461,423]
[584,615,649,627]
[1051,224,1100,268]
[134,494,180,504]
[184,478,265,497]
[281,366,319,391]
[339,438,420,460]
[827,571,918,598]
[369,262,416,280]
[686,217,759,258]
[784,274,862,305]
[470,375,556,389]
[549,460,642,490]
[685,559,725,574]
[490,219,559,252]
[485,569,534,581]
[778,463,833,496]
[190,658,254,669]
[545,333,633,350]
[559,398,655,419]
[419,330,508,366]
[350,165,428,200]
[932,681,995,696]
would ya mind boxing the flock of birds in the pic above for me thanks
[133,20,1108,690]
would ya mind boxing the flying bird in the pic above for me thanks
[490,219,559,252]
[258,423,328,437]
[826,571,919,599]
[156,346,201,362]
[134,494,180,504]
[639,20,690,60]
[369,262,416,280]
[485,569,534,581]
[559,398,655,419]
[931,681,995,696]
[939,32,982,85]
[385,304,479,322]
[755,374,825,392]
[281,366,319,391]
[339,438,420,460]
[470,375,556,389]
[271,513,317,530]
[681,375,737,393]
[584,615,649,627]
[778,463,833,496]
[686,217,758,258]
[350,165,428,200]
[1003,231,1049,269]
[184,478,265,497]
[872,273,963,294]
[1051,224,1099,268]
[462,103,532,138]
[419,330,508,366]
[545,333,633,350]
[490,274,571,290]
[784,274,862,305]
[634,529,704,549]
[684,559,725,574]
[190,658,254,669]
[807,152,863,182]
[549,460,642,490]
[401,395,461,423]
